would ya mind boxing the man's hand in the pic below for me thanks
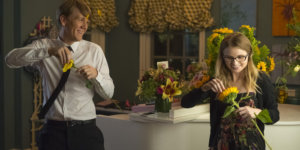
[48,46,72,65]
[76,65,98,79]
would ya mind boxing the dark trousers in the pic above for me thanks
[38,119,104,150]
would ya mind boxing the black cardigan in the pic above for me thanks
[181,72,280,147]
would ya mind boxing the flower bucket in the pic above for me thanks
[155,98,171,113]
[277,88,288,104]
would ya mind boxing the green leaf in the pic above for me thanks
[86,80,93,89]
[256,109,273,124]
[222,106,236,118]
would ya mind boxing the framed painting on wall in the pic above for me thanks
[272,0,300,36]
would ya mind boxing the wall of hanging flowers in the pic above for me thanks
[128,0,214,33]
[85,0,119,32]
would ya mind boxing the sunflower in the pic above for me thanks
[218,87,239,102]
[160,78,182,102]
[209,33,220,43]
[62,59,74,72]
[240,25,252,32]
[212,27,234,34]
[267,56,275,72]
[257,61,267,72]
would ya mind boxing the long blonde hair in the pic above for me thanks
[215,32,260,93]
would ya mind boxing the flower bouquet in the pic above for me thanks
[135,67,184,112]
[187,70,210,91]
[218,87,273,150]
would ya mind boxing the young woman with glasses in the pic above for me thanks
[181,32,279,150]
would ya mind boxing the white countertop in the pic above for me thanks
[273,104,300,125]
[98,104,300,125]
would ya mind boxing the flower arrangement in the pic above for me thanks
[218,87,273,150]
[186,62,204,80]
[187,70,210,91]
[274,9,300,103]
[135,67,184,104]
[280,10,300,76]
[185,61,210,91]
[206,25,275,76]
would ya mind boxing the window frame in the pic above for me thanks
[139,31,206,78]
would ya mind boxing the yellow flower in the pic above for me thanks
[267,56,275,72]
[257,61,267,72]
[294,65,300,72]
[212,27,233,34]
[209,33,219,43]
[218,87,239,101]
[86,14,89,20]
[135,81,142,96]
[161,78,182,102]
[241,25,252,32]
[62,59,74,72]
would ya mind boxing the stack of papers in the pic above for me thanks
[129,104,210,124]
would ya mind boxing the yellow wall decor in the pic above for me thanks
[85,0,119,32]
[128,0,214,33]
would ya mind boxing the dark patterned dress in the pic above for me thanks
[217,93,265,150]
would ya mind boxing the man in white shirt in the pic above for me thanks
[5,0,114,150]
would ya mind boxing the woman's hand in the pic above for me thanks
[76,65,98,79]
[237,106,262,119]
[201,78,225,93]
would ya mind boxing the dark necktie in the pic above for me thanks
[38,46,73,119]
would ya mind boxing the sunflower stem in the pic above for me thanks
[251,118,272,150]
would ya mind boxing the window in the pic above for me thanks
[139,31,206,78]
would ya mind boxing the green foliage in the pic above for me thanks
[138,78,160,103]
[275,8,300,89]
[222,106,236,118]
[256,109,273,124]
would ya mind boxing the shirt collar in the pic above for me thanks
[57,36,80,53]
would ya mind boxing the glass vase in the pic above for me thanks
[155,98,171,113]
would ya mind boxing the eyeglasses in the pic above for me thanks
[223,55,248,62]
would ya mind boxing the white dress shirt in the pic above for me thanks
[5,38,114,121]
